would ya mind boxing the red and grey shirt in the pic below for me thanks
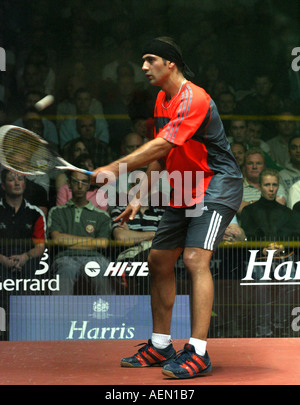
[0,198,46,255]
[154,81,243,209]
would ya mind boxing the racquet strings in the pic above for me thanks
[1,127,56,174]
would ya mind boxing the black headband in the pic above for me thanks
[142,39,194,78]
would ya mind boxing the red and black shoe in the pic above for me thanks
[120,339,176,368]
[162,343,212,379]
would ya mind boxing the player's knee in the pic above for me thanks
[183,249,211,274]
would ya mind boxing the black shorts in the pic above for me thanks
[151,202,236,251]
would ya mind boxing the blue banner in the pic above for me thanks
[9,295,191,341]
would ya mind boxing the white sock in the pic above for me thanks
[151,333,172,350]
[189,338,207,356]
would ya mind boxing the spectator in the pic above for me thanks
[0,169,46,339]
[13,92,59,148]
[223,216,246,242]
[101,39,146,85]
[238,148,286,215]
[0,169,46,272]
[279,136,300,194]
[246,121,270,153]
[62,115,112,168]
[59,88,110,147]
[103,68,142,158]
[241,168,295,239]
[288,178,300,210]
[48,169,112,295]
[267,111,298,168]
[216,91,237,133]
[110,181,165,291]
[230,142,246,172]
[55,139,89,191]
[240,168,297,337]
[17,110,51,196]
[56,154,108,212]
[227,120,248,146]
[246,121,283,170]
[56,75,86,129]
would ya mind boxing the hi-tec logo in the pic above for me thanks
[241,250,300,286]
[0,47,6,71]
[84,261,101,277]
[85,261,149,277]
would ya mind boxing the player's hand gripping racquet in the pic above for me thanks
[0,125,94,176]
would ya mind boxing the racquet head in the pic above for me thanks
[0,125,94,176]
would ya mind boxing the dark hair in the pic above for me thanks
[66,154,93,182]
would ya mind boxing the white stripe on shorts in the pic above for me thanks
[204,210,223,250]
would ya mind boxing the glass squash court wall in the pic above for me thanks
[1,240,300,341]
[0,1,300,341]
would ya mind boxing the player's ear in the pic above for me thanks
[169,61,175,69]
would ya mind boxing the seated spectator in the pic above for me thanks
[48,169,112,295]
[55,140,89,191]
[238,148,286,215]
[240,168,297,338]
[216,91,237,133]
[18,110,51,196]
[288,178,300,209]
[230,142,246,172]
[240,168,296,239]
[227,120,248,147]
[101,39,146,85]
[0,169,46,272]
[0,169,47,338]
[246,120,270,154]
[62,115,112,167]
[56,154,108,212]
[110,183,165,264]
[279,136,300,194]
[223,215,246,242]
[59,88,110,147]
[246,121,282,171]
[267,110,298,168]
[103,67,142,158]
[0,165,49,217]
[13,93,59,148]
[56,75,86,128]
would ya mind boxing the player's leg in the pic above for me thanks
[148,247,183,335]
[120,247,182,368]
[162,203,236,379]
[183,247,214,341]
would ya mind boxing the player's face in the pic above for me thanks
[142,54,170,86]
[260,175,279,201]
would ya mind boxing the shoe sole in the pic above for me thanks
[162,365,212,379]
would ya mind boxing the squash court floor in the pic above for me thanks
[0,338,300,387]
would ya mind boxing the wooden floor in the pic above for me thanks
[1,338,300,386]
